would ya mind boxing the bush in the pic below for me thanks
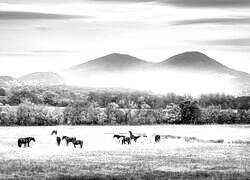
[8,90,42,105]
[0,88,6,96]
[179,100,201,124]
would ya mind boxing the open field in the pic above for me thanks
[0,125,250,179]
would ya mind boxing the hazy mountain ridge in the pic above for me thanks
[62,53,153,77]
[61,51,250,96]
[0,76,23,88]
[19,72,66,86]
[1,52,249,96]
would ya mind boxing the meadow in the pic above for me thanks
[0,125,249,179]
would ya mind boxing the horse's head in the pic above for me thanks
[31,137,35,142]
[128,131,132,134]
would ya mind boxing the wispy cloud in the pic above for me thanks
[90,0,250,8]
[171,17,250,26]
[0,11,89,20]
[199,38,250,47]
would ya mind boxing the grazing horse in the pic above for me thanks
[113,134,125,142]
[155,135,160,143]
[72,139,83,148]
[122,137,131,144]
[51,130,57,135]
[128,131,140,143]
[18,137,35,147]
[62,136,76,146]
[56,136,61,146]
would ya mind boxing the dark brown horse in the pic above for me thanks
[56,136,61,146]
[51,130,57,135]
[113,134,125,140]
[122,137,131,144]
[129,131,140,143]
[155,135,160,143]
[62,136,76,146]
[18,137,35,147]
[72,139,83,148]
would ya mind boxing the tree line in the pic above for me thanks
[0,86,249,126]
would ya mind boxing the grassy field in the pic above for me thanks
[0,125,249,179]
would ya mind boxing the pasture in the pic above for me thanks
[0,125,249,179]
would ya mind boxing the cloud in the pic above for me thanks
[90,0,250,8]
[2,0,250,8]
[171,17,250,26]
[0,11,89,20]
[200,38,250,47]
[189,38,250,51]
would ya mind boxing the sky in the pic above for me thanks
[0,0,250,77]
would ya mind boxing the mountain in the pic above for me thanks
[158,51,227,71]
[19,72,66,86]
[62,53,152,77]
[0,76,23,88]
[60,51,250,96]
[158,51,249,77]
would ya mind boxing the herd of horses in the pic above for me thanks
[17,130,83,148]
[17,130,161,148]
[113,131,161,144]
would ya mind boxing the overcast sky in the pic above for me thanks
[0,0,250,77]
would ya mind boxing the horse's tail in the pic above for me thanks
[18,139,21,147]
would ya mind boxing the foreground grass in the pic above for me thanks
[0,158,249,180]
[0,125,249,179]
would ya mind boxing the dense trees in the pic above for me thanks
[179,101,201,124]
[0,88,6,96]
[0,85,249,126]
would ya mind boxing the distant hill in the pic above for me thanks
[0,76,23,88]
[158,51,227,71]
[157,51,249,77]
[62,53,152,77]
[1,52,249,96]
[19,72,66,86]
[60,51,250,96]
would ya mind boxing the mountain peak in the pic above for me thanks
[63,53,152,74]
[91,53,147,64]
[160,51,227,70]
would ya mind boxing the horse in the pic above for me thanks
[72,139,83,148]
[128,131,140,143]
[62,136,76,146]
[51,130,57,135]
[113,134,125,141]
[155,135,160,143]
[122,137,131,144]
[18,137,35,147]
[56,136,61,146]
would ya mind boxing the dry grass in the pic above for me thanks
[0,125,249,179]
